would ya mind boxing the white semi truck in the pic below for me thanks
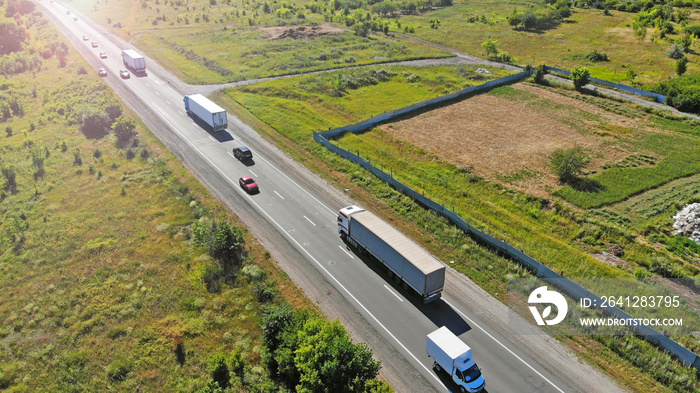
[337,206,445,303]
[427,326,485,393]
[121,49,146,73]
[183,94,228,132]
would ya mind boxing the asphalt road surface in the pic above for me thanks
[37,2,630,392]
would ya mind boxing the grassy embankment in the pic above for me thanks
[220,66,700,393]
[70,0,451,84]
[0,6,389,392]
[400,0,695,84]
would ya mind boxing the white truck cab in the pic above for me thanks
[337,205,364,239]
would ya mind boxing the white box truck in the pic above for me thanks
[122,49,146,73]
[338,206,445,303]
[183,94,227,132]
[427,326,485,393]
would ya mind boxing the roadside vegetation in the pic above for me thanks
[70,0,451,83]
[221,64,700,393]
[0,5,390,392]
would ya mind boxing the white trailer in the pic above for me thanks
[121,50,146,73]
[338,205,445,303]
[183,94,227,132]
[427,326,485,393]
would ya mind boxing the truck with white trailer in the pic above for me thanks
[121,49,146,73]
[183,94,228,132]
[427,326,485,393]
[337,205,445,303]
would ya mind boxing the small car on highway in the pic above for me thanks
[119,69,130,79]
[99,52,107,59]
[82,35,89,41]
[239,176,259,193]
[73,16,78,21]
[233,146,253,161]
[91,41,98,48]
[98,68,107,77]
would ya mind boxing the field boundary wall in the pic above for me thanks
[544,66,666,103]
[314,70,699,370]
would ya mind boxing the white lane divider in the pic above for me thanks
[339,246,354,259]
[384,285,403,302]
[303,215,316,227]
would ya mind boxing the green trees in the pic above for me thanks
[112,116,137,147]
[262,304,385,393]
[675,56,688,76]
[480,39,498,57]
[570,66,590,91]
[549,146,590,183]
[193,217,246,291]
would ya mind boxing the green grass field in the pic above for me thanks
[70,0,451,84]
[399,0,696,84]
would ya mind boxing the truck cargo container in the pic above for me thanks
[427,326,485,393]
[121,50,146,73]
[337,205,445,303]
[184,94,227,132]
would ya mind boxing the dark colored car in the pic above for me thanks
[91,41,98,48]
[119,69,130,79]
[239,176,259,193]
[233,146,253,161]
[99,52,107,59]
[98,68,107,77]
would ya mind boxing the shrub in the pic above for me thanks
[666,43,684,59]
[532,65,546,84]
[570,66,590,90]
[209,352,230,389]
[550,146,590,183]
[585,49,609,62]
[106,358,133,381]
[676,56,689,76]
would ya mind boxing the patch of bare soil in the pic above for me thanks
[262,24,345,40]
[380,83,641,197]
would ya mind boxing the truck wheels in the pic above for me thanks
[434,362,441,372]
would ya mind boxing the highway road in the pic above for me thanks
[36,2,629,392]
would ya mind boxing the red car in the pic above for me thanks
[239,176,259,193]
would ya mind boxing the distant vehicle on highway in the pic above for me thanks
[183,94,227,132]
[122,49,146,73]
[119,69,130,79]
[91,41,98,48]
[98,68,107,77]
[239,176,259,193]
[82,35,89,41]
[73,16,77,21]
[65,9,70,14]
[99,52,107,59]
[233,146,253,161]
